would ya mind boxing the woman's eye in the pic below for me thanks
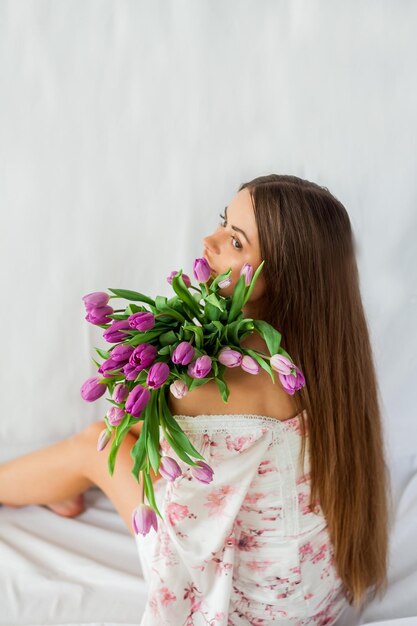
[218,213,242,250]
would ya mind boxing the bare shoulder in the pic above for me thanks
[168,365,301,421]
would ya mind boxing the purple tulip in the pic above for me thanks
[103,320,132,343]
[218,347,242,368]
[170,379,188,399]
[82,291,110,310]
[85,305,114,325]
[125,385,151,418]
[80,376,107,402]
[129,343,158,369]
[159,456,182,481]
[98,357,122,377]
[128,312,155,331]
[193,258,211,283]
[167,271,191,288]
[107,406,125,426]
[270,354,294,376]
[218,277,232,289]
[279,366,306,396]
[240,263,253,286]
[191,460,214,484]
[97,428,111,451]
[110,344,134,363]
[147,362,170,389]
[187,355,212,379]
[172,342,195,365]
[112,383,129,403]
[132,503,158,536]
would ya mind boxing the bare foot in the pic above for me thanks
[3,494,86,518]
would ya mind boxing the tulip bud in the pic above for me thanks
[218,277,232,289]
[85,305,114,325]
[125,385,151,418]
[80,376,107,402]
[107,406,125,426]
[241,355,260,375]
[159,456,182,481]
[97,428,111,452]
[170,379,188,399]
[131,503,158,536]
[172,342,195,365]
[112,383,129,403]
[167,271,191,288]
[270,354,294,375]
[103,320,131,343]
[146,362,170,389]
[218,347,242,368]
[187,355,212,379]
[191,460,214,484]
[128,312,155,331]
[193,258,211,283]
[279,366,306,395]
[82,291,110,310]
[240,262,253,286]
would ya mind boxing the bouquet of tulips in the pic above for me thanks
[80,258,305,536]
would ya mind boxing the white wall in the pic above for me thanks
[0,0,415,462]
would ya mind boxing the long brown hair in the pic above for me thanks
[239,174,393,610]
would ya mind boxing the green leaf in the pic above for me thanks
[228,274,246,323]
[143,471,162,518]
[252,319,282,356]
[147,431,161,474]
[188,377,211,392]
[130,421,147,479]
[108,288,155,306]
[171,272,202,319]
[159,330,178,346]
[205,293,225,311]
[96,348,111,359]
[215,369,230,403]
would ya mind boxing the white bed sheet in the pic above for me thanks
[1,455,417,626]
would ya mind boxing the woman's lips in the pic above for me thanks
[203,254,216,275]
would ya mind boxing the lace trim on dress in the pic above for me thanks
[172,410,307,434]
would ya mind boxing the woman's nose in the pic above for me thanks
[202,234,220,254]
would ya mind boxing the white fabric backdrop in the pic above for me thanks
[0,1,416,625]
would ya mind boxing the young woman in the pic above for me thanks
[0,174,392,624]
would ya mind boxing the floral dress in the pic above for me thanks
[134,411,350,625]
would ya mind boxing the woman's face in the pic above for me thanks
[202,188,266,318]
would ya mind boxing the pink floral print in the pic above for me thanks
[135,412,349,625]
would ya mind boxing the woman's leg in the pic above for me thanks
[0,420,159,534]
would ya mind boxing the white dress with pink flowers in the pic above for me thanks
[134,412,350,625]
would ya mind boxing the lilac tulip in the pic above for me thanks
[97,428,111,451]
[170,379,188,399]
[159,456,182,481]
[191,460,214,484]
[279,366,306,396]
[107,406,125,426]
[85,305,114,325]
[103,320,132,343]
[128,312,155,331]
[240,263,253,286]
[112,383,129,403]
[193,258,211,283]
[270,354,294,376]
[172,342,195,365]
[218,347,242,368]
[167,271,191,288]
[132,503,158,536]
[147,362,170,389]
[82,291,110,310]
[98,357,122,377]
[218,277,232,289]
[241,355,260,375]
[125,385,151,418]
[187,355,212,379]
[110,344,134,363]
[80,376,107,402]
